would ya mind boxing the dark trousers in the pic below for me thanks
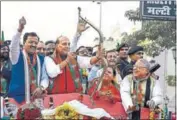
[132,110,140,120]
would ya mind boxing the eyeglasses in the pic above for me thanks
[136,52,144,55]
[79,51,88,55]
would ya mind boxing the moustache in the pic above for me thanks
[30,46,36,50]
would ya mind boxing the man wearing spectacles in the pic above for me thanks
[120,59,163,120]
[76,46,90,93]
[76,46,89,57]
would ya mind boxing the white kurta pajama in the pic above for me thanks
[120,74,163,112]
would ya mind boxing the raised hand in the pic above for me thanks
[32,87,47,99]
[77,19,90,34]
[96,45,105,60]
[66,52,76,63]
[18,16,26,32]
[19,16,26,25]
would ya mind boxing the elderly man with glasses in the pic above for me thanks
[120,59,163,120]
[118,46,144,78]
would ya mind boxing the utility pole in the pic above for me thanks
[93,0,103,31]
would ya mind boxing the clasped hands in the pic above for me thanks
[94,91,116,103]
[31,87,47,100]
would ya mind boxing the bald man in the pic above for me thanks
[41,36,103,94]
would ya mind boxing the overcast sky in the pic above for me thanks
[1,1,141,47]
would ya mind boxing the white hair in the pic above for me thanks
[137,59,150,70]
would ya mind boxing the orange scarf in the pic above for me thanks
[49,53,82,94]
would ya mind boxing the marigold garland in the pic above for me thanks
[55,102,79,119]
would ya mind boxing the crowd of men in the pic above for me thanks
[0,16,163,119]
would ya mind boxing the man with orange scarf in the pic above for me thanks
[41,24,103,94]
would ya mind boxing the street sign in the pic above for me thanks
[140,1,176,21]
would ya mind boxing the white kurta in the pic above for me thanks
[10,31,21,65]
[10,31,41,103]
[120,75,163,112]
[40,56,92,88]
[40,32,82,88]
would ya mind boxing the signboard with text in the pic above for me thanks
[140,1,176,21]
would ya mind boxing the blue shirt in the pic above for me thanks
[88,65,100,82]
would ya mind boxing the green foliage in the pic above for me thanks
[166,75,176,86]
[122,8,176,57]
[124,8,141,24]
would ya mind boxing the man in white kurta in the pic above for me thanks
[40,35,103,94]
[120,59,163,119]
[40,20,96,92]
[8,17,45,104]
[40,27,83,90]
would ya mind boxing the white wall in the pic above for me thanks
[153,49,176,108]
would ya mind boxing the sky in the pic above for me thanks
[1,1,141,47]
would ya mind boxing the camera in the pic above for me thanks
[149,63,161,73]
